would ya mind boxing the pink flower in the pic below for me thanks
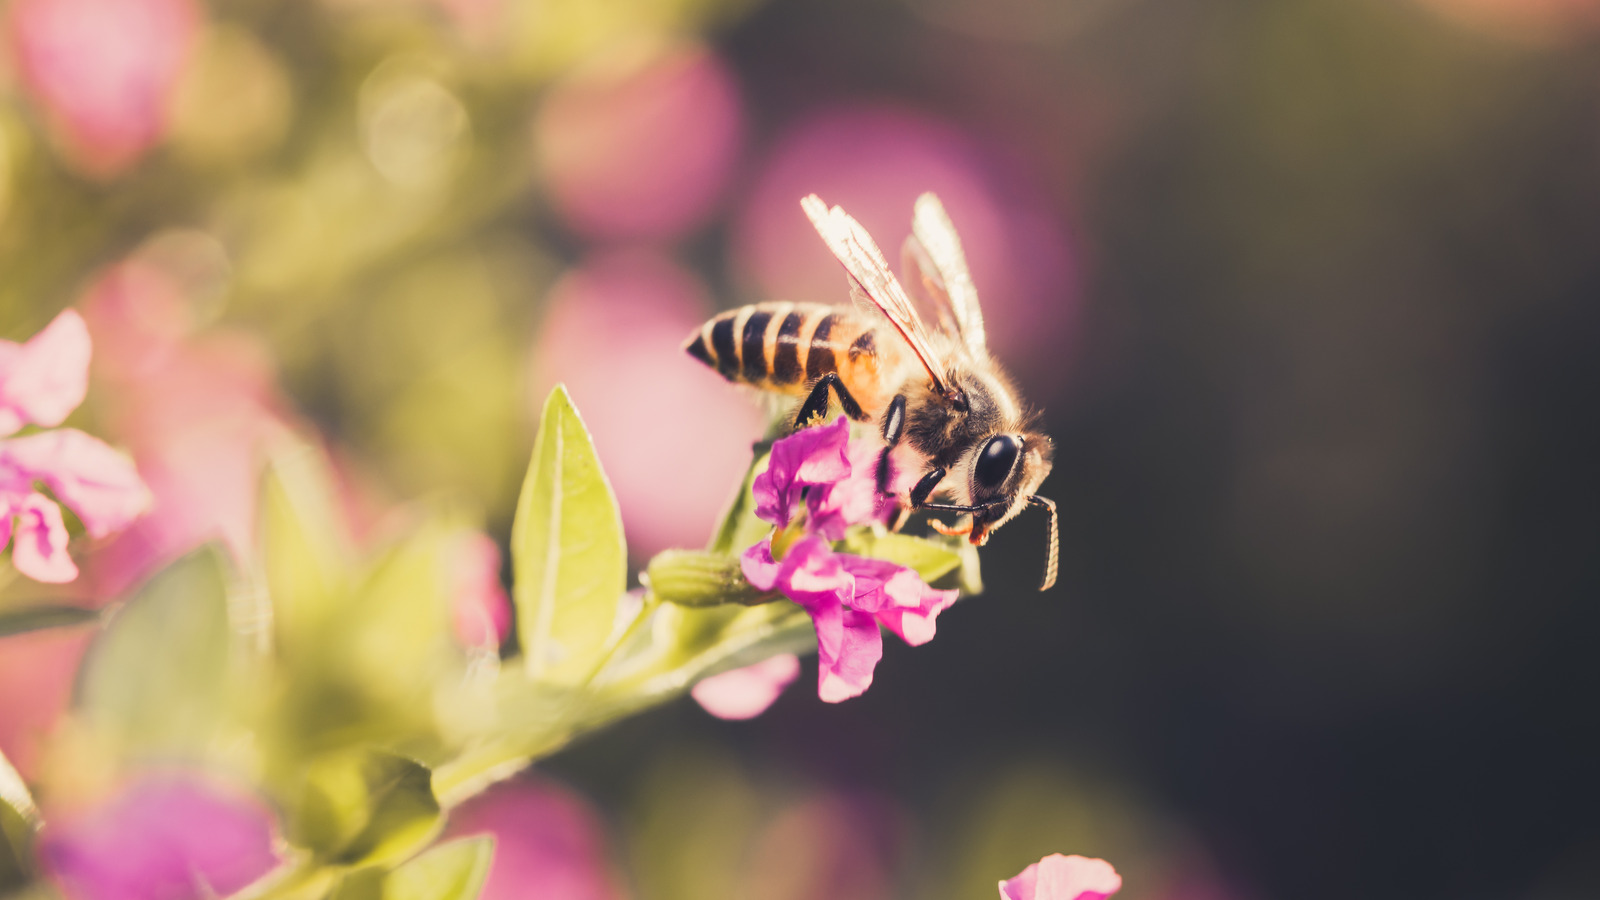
[0,307,91,434]
[0,627,93,779]
[535,42,743,241]
[444,779,625,900]
[750,417,896,540]
[751,417,851,528]
[741,423,957,702]
[449,531,511,649]
[0,310,149,583]
[38,773,282,900]
[6,0,201,177]
[691,653,800,720]
[999,854,1122,900]
[742,535,955,704]
[735,792,903,900]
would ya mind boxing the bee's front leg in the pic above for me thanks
[908,467,948,508]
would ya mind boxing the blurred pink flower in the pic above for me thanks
[999,854,1122,900]
[691,653,800,720]
[733,106,1078,394]
[737,793,903,900]
[535,42,743,241]
[444,778,624,900]
[0,310,149,583]
[38,772,282,900]
[6,0,200,177]
[79,261,295,598]
[0,626,93,779]
[449,531,511,649]
[528,250,764,560]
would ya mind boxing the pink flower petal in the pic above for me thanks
[8,493,78,583]
[836,555,957,647]
[535,43,743,241]
[816,607,881,704]
[740,538,782,592]
[444,779,624,900]
[774,534,854,610]
[0,429,150,538]
[691,654,800,720]
[806,433,895,540]
[0,309,91,436]
[39,773,281,900]
[752,417,851,527]
[450,532,511,649]
[999,854,1122,900]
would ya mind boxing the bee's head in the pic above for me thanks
[964,429,1053,538]
[951,429,1057,590]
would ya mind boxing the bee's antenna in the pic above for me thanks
[1028,495,1058,591]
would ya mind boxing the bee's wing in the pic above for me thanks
[906,192,988,355]
[801,194,951,394]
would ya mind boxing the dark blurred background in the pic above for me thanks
[3,0,1598,896]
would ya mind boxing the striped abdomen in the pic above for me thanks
[684,303,900,416]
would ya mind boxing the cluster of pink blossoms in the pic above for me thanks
[740,417,958,703]
[0,310,149,582]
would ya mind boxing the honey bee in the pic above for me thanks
[686,193,1058,591]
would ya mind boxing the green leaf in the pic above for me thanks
[290,750,441,867]
[840,530,964,584]
[512,385,626,685]
[706,448,772,556]
[328,867,387,900]
[386,836,494,900]
[0,604,99,638]
[75,547,234,755]
[0,749,38,888]
[261,446,355,650]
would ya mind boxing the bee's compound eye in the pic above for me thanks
[974,435,1021,490]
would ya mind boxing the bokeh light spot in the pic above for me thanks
[359,57,472,189]
[169,26,292,166]
[534,40,743,241]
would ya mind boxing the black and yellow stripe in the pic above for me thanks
[685,302,883,397]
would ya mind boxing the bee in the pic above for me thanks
[686,193,1058,591]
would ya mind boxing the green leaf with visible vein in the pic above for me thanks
[512,386,626,685]
[387,836,494,900]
